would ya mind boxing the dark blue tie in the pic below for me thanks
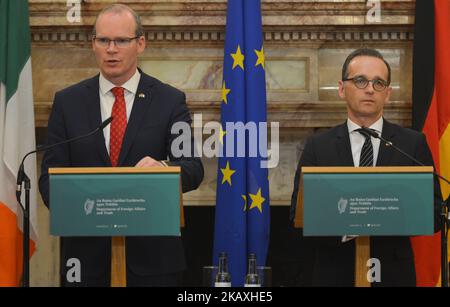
[357,129,374,167]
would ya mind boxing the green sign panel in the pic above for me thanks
[50,173,180,236]
[303,173,434,236]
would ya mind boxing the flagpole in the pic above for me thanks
[23,174,30,287]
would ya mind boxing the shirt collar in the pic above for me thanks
[99,69,141,96]
[347,116,383,134]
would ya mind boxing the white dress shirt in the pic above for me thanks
[99,70,141,154]
[342,116,384,242]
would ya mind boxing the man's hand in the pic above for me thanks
[135,156,164,167]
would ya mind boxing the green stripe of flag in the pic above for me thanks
[0,0,31,103]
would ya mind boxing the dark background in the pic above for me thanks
[181,206,311,287]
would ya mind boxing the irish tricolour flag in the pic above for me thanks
[0,0,38,286]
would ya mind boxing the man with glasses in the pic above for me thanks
[290,48,441,286]
[39,4,204,286]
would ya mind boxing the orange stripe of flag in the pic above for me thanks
[0,202,36,287]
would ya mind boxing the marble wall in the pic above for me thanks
[28,0,415,286]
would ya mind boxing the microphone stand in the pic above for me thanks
[16,116,113,287]
[361,127,450,287]
[16,161,30,287]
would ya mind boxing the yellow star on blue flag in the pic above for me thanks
[254,47,265,69]
[249,188,265,213]
[220,161,236,186]
[231,45,245,70]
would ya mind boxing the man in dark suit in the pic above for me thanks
[39,4,204,286]
[290,48,441,286]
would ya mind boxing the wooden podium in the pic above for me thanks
[294,166,434,287]
[49,166,184,287]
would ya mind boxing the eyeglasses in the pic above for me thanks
[342,76,389,92]
[93,36,140,48]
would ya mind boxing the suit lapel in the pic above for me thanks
[376,119,396,166]
[118,74,154,166]
[335,122,355,166]
[85,75,111,166]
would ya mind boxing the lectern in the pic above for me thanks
[49,167,184,287]
[295,166,434,286]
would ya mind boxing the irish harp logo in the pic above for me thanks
[84,199,95,215]
[337,198,348,214]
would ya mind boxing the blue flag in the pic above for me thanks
[213,0,270,286]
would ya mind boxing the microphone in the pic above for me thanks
[361,126,450,287]
[360,126,450,185]
[15,116,112,287]
[359,126,391,144]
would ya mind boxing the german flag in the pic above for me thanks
[412,0,450,287]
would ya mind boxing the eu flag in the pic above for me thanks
[213,0,270,286]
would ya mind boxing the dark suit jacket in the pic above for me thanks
[39,71,204,284]
[290,119,441,286]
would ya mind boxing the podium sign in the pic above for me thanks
[301,167,434,236]
[49,167,181,236]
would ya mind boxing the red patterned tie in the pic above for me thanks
[110,87,127,167]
